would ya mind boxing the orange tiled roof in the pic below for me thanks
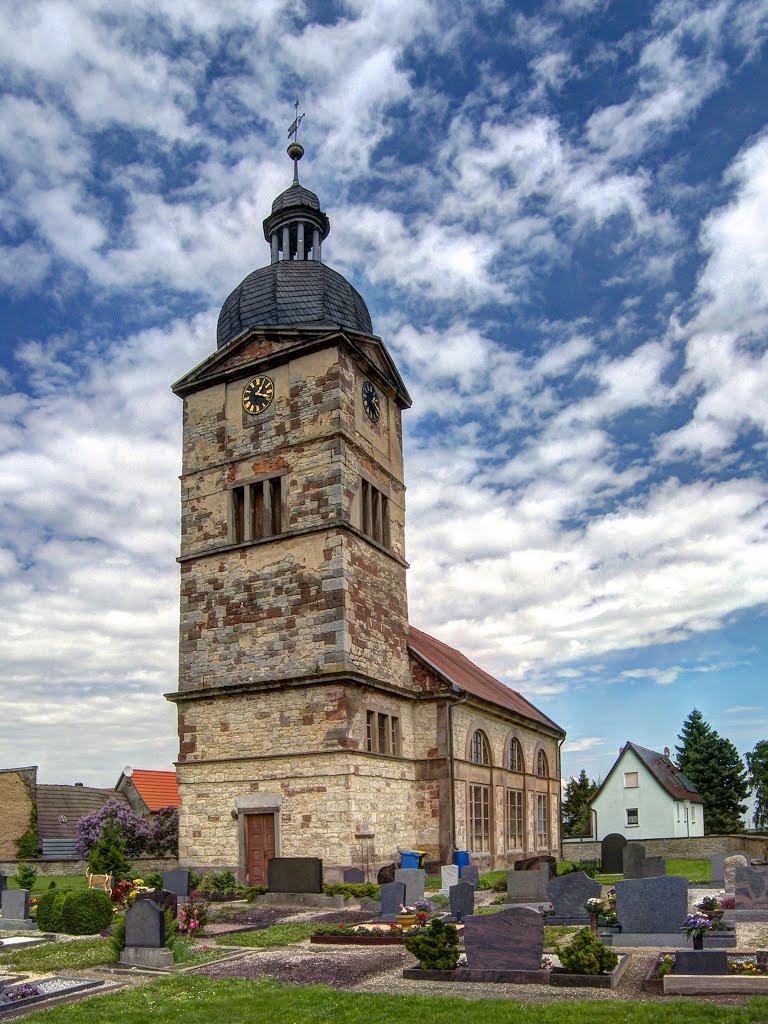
[408,626,565,734]
[129,770,181,810]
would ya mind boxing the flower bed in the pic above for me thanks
[310,924,412,945]
[644,952,768,995]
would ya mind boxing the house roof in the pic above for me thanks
[591,741,705,805]
[408,626,565,735]
[126,769,181,811]
[37,786,130,841]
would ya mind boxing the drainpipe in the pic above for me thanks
[557,734,566,861]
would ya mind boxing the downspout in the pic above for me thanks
[557,734,566,860]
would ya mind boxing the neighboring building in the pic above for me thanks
[0,766,37,859]
[37,784,130,859]
[590,742,705,840]
[115,767,181,817]
[167,140,565,881]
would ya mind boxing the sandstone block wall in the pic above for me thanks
[0,768,36,860]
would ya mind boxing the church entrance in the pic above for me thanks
[246,812,276,886]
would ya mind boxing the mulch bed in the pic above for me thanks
[190,947,404,988]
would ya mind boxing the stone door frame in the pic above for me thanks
[235,793,282,886]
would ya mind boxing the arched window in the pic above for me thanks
[470,730,490,765]
[536,749,549,778]
[507,737,523,773]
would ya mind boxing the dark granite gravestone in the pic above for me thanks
[506,864,550,902]
[641,857,666,877]
[380,880,406,922]
[463,906,544,971]
[394,868,426,905]
[377,862,396,884]
[735,865,768,908]
[267,857,323,893]
[461,864,479,889]
[343,868,365,883]
[162,869,190,899]
[674,950,729,975]
[135,889,178,918]
[449,881,475,922]
[1,890,29,920]
[514,855,557,878]
[622,844,646,879]
[601,833,627,874]
[0,873,7,892]
[125,899,165,948]
[615,875,688,934]
[547,871,602,919]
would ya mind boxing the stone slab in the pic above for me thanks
[724,909,768,922]
[622,844,646,879]
[380,881,406,922]
[735,865,768,909]
[449,881,474,922]
[724,855,748,892]
[601,833,627,875]
[402,967,551,984]
[162,870,190,899]
[711,852,747,885]
[119,946,174,969]
[1,890,29,921]
[641,857,666,877]
[547,871,601,919]
[615,875,688,933]
[674,949,729,975]
[394,869,425,905]
[267,857,323,894]
[664,974,768,995]
[124,899,164,948]
[440,865,459,890]
[342,868,365,884]
[463,906,544,972]
[0,919,37,931]
[0,936,52,949]
[461,865,479,888]
[506,865,549,903]
[601,931,736,947]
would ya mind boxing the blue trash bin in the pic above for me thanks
[400,851,423,869]
[453,850,470,877]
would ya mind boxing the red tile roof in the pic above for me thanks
[408,626,565,734]
[129,770,181,810]
[625,742,704,803]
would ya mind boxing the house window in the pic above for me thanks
[690,804,696,824]
[230,477,283,543]
[536,793,548,845]
[469,784,490,853]
[536,749,548,778]
[626,807,639,826]
[506,789,524,849]
[624,771,639,788]
[365,710,400,755]
[361,478,390,547]
[507,737,523,772]
[676,802,681,821]
[470,730,490,765]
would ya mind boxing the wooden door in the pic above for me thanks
[246,813,275,886]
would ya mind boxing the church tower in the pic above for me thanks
[168,138,418,881]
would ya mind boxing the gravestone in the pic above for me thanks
[615,875,688,934]
[675,950,729,975]
[440,864,459,890]
[380,881,406,922]
[0,873,6,893]
[162,869,190,899]
[343,868,365,884]
[622,844,646,879]
[735,865,768,909]
[547,871,602,919]
[724,855,749,893]
[461,864,479,889]
[514,855,557,877]
[506,864,549,903]
[641,857,666,877]
[267,857,323,893]
[601,833,627,874]
[711,852,747,886]
[463,906,544,971]
[449,881,475,922]
[0,889,30,923]
[121,899,172,968]
[394,868,425,905]
[135,889,178,918]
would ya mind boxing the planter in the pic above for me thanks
[664,974,768,995]
[311,934,404,945]
[550,954,631,990]
[397,914,417,929]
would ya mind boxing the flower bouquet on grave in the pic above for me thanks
[682,913,712,949]
[697,894,723,920]
[584,897,604,933]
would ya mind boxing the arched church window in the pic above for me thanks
[470,730,491,765]
[536,749,549,778]
[508,737,523,772]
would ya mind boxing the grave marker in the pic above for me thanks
[121,899,172,969]
[394,868,425,905]
[675,950,729,975]
[463,906,544,971]
[268,857,323,893]
[440,864,459,890]
[343,868,365,883]
[449,881,475,922]
[622,844,646,879]
[735,865,768,909]
[461,864,479,888]
[380,880,406,922]
[547,871,602,920]
[162,869,190,899]
[615,875,688,934]
[724,855,748,893]
[0,890,30,921]
[601,833,627,874]
[506,864,549,903]
[641,857,666,877]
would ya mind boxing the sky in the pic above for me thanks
[1,0,767,811]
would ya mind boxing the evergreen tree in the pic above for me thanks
[675,710,749,834]
[561,769,598,837]
[87,817,131,881]
[746,740,768,831]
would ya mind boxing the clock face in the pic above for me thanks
[362,380,381,423]
[242,375,274,416]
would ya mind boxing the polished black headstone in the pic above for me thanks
[380,880,407,922]
[622,843,646,879]
[449,881,475,922]
[343,868,365,883]
[0,873,7,893]
[675,950,729,975]
[162,869,190,898]
[267,857,323,893]
[135,889,178,918]
[601,833,627,874]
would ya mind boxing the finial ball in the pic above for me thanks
[287,142,305,161]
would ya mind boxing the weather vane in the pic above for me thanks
[287,99,305,142]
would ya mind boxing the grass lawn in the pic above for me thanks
[0,937,113,972]
[215,922,319,947]
[665,858,712,881]
[7,874,90,893]
[18,977,768,1024]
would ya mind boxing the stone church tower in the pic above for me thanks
[169,141,565,882]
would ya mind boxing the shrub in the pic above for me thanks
[87,818,131,881]
[144,872,164,890]
[403,919,460,971]
[14,862,37,890]
[61,889,114,935]
[108,915,126,961]
[556,928,618,975]
[36,889,70,932]
[245,886,268,900]
[322,882,380,899]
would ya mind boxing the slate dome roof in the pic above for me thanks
[217,260,373,349]
[271,182,321,212]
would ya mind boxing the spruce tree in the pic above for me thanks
[675,708,712,775]
[675,710,749,834]
[746,740,768,830]
[561,770,598,837]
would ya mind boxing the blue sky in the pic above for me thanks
[1,0,767,807]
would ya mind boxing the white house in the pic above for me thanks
[590,742,705,840]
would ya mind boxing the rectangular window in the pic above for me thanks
[626,807,639,826]
[506,789,524,850]
[690,804,696,824]
[469,784,490,853]
[624,772,639,788]
[231,476,283,544]
[536,794,548,846]
[676,802,681,821]
[365,710,400,755]
[360,478,390,548]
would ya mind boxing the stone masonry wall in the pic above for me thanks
[563,834,768,862]
[0,769,35,860]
